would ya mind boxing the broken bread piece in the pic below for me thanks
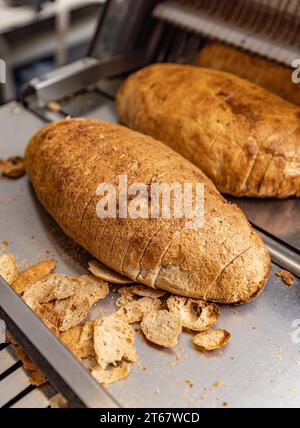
[193,329,231,351]
[58,275,109,332]
[0,156,25,178]
[88,260,133,284]
[76,275,110,305]
[60,325,82,357]
[23,274,79,306]
[23,273,108,333]
[78,320,95,358]
[7,333,47,386]
[167,296,219,332]
[117,297,162,324]
[116,285,167,307]
[59,299,90,332]
[119,285,167,299]
[45,275,79,301]
[91,364,131,385]
[35,302,61,336]
[60,320,95,360]
[0,254,18,285]
[32,306,61,337]
[12,259,56,295]
[141,309,182,348]
[94,313,137,369]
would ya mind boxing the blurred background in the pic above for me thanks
[0,0,105,103]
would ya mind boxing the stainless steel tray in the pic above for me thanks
[1,101,300,408]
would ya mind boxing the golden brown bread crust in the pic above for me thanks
[116,63,300,198]
[25,118,271,304]
[196,43,300,107]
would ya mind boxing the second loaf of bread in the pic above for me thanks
[116,64,300,198]
[196,43,300,106]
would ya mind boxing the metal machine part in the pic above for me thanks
[1,0,300,408]
[153,0,300,65]
[23,52,148,108]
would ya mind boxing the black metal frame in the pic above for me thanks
[89,0,161,60]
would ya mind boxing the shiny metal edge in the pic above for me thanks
[257,229,300,279]
[0,276,120,409]
[23,52,148,107]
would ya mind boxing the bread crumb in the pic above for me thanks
[185,379,194,388]
[276,270,295,287]
[213,380,222,388]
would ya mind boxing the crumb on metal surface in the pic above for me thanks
[213,380,222,388]
[276,270,295,287]
[185,379,194,388]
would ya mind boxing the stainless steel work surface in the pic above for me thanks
[0,101,300,408]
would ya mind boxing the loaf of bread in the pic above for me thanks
[116,64,300,198]
[25,119,270,304]
[196,43,300,106]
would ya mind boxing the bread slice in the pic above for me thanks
[25,119,271,303]
[141,309,182,348]
[116,64,300,198]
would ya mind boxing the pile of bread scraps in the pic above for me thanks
[0,254,231,388]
